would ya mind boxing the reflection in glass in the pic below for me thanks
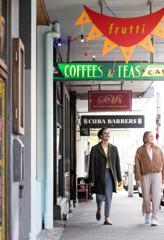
[0,1,2,15]
[0,97,2,225]
[0,0,6,60]
[56,126,62,197]
[57,126,62,155]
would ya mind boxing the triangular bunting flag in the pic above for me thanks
[120,46,135,64]
[86,24,103,42]
[75,10,92,25]
[138,36,154,53]
[151,23,164,38]
[75,6,164,63]
[102,37,117,55]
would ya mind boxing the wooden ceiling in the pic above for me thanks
[37,0,50,25]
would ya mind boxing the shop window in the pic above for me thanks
[56,82,63,196]
[56,126,63,197]
[0,1,6,60]
[0,1,6,239]
[0,59,7,240]
[12,38,25,135]
[64,95,70,173]
[0,97,2,225]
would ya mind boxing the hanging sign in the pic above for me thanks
[81,115,144,129]
[80,128,90,136]
[88,91,132,111]
[53,62,164,81]
[75,5,164,63]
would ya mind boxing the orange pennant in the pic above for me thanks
[86,24,103,42]
[120,46,135,64]
[151,23,164,38]
[102,37,117,55]
[138,36,154,53]
[75,5,164,63]
[75,10,92,25]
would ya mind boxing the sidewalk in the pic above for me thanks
[38,191,164,240]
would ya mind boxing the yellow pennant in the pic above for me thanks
[75,10,92,25]
[138,36,154,53]
[120,46,135,64]
[75,6,164,63]
[86,24,103,42]
[151,22,164,38]
[102,37,117,55]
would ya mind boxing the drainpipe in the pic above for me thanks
[44,22,60,229]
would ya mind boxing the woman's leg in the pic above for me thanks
[142,174,152,215]
[104,169,113,218]
[151,172,161,220]
[96,194,104,221]
[96,194,104,209]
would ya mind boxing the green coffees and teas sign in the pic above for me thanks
[53,62,164,81]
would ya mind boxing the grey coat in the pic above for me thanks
[88,142,122,194]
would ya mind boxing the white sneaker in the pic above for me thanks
[145,213,150,224]
[151,218,158,226]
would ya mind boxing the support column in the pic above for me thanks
[44,27,60,229]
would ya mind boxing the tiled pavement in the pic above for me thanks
[38,191,164,240]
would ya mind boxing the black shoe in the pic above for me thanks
[96,210,101,221]
[104,220,112,225]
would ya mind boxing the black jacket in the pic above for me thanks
[88,142,122,194]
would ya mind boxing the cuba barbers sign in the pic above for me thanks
[81,115,144,129]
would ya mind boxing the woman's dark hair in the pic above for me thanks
[143,131,151,144]
[97,128,108,139]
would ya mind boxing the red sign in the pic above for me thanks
[75,6,164,63]
[83,6,164,47]
[88,91,132,112]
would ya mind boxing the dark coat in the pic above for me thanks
[88,142,122,194]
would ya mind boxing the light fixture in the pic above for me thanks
[80,34,84,43]
[57,38,62,46]
[92,55,96,61]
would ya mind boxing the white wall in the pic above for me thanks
[76,129,88,177]
[30,0,42,239]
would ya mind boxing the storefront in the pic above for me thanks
[0,1,7,239]
[0,61,6,240]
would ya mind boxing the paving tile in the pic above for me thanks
[38,191,164,240]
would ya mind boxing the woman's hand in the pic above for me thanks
[136,180,141,187]
[118,181,122,187]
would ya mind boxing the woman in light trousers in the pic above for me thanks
[135,131,164,226]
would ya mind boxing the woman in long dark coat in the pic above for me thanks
[89,128,122,225]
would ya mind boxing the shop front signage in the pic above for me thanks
[75,5,164,63]
[80,128,90,136]
[88,91,132,111]
[80,115,144,129]
[53,62,164,81]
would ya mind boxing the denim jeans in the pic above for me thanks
[96,169,113,217]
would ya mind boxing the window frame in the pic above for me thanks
[12,38,25,135]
